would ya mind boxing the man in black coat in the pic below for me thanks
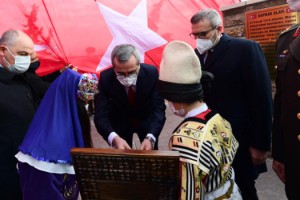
[0,30,49,200]
[94,44,166,150]
[272,1,300,199]
[190,9,273,200]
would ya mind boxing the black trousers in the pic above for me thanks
[233,144,266,200]
[235,177,258,200]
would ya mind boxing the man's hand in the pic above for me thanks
[112,136,131,149]
[272,160,285,183]
[59,64,78,73]
[140,139,153,150]
[249,146,268,165]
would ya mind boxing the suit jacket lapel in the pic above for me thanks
[205,33,231,67]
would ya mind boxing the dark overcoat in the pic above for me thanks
[0,68,48,199]
[196,33,273,182]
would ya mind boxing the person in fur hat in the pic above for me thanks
[158,40,242,200]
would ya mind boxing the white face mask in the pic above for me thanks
[116,73,138,87]
[168,102,186,117]
[3,47,31,74]
[287,0,300,11]
[196,29,217,55]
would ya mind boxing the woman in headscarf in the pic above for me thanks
[15,69,98,200]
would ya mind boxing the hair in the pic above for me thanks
[190,8,222,28]
[76,97,92,148]
[111,44,140,66]
[0,29,19,47]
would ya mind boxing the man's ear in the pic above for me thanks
[217,26,223,33]
[30,51,38,62]
[0,45,6,56]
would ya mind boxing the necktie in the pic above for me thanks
[128,86,138,128]
[204,50,210,63]
[128,85,136,107]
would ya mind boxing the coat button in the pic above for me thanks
[298,69,300,75]
[298,113,300,120]
[298,135,300,141]
[274,65,277,69]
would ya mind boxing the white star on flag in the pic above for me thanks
[96,0,167,71]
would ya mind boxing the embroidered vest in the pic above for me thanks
[169,110,239,200]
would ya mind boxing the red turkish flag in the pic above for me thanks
[0,0,239,76]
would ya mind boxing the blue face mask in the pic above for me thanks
[3,47,31,74]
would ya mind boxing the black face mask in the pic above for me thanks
[27,60,41,72]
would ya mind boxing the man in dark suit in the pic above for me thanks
[190,9,273,200]
[0,29,49,200]
[272,1,300,199]
[94,44,166,150]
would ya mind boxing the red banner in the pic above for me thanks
[0,0,239,76]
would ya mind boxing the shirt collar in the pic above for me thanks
[184,103,208,119]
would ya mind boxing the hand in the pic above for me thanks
[140,139,153,150]
[71,66,78,72]
[112,136,131,150]
[249,147,268,165]
[272,160,285,183]
[59,64,78,73]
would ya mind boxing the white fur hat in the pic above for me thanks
[158,40,204,103]
[159,40,202,84]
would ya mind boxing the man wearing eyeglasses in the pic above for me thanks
[94,44,166,150]
[190,9,273,200]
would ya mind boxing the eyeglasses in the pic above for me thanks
[189,28,213,39]
[115,69,139,79]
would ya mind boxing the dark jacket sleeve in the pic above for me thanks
[41,71,61,83]
[93,72,114,141]
[272,75,284,162]
[24,72,50,99]
[144,67,166,139]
